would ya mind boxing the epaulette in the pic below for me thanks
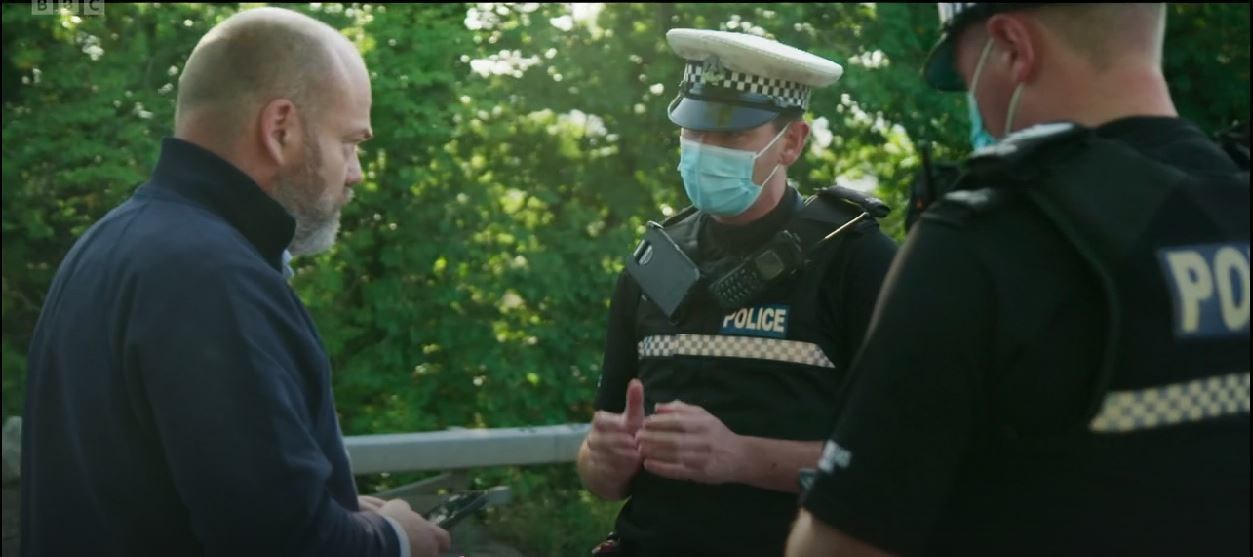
[921,183,1018,229]
[658,205,702,258]
[964,121,1090,180]
[812,185,891,219]
[785,185,889,249]
[660,205,700,227]
[924,122,1090,228]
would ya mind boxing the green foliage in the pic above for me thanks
[473,464,622,556]
[3,2,235,417]
[3,3,1248,554]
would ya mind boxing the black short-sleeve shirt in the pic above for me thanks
[800,118,1250,556]
[594,187,899,556]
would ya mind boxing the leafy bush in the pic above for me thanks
[3,3,1247,554]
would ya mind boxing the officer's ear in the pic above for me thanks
[257,98,301,167]
[985,13,1038,85]
[780,120,809,167]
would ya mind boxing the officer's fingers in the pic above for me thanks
[637,430,683,459]
[623,379,646,430]
[607,432,641,453]
[610,448,643,469]
[587,429,617,452]
[592,411,626,432]
[590,430,636,453]
[643,458,692,481]
[642,413,689,433]
[589,441,637,464]
[593,441,641,469]
[637,428,682,446]
[654,400,702,415]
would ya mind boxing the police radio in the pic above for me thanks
[707,230,804,311]
[627,188,886,320]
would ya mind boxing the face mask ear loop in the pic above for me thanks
[755,122,791,158]
[969,39,996,98]
[754,122,791,187]
[1003,82,1025,137]
[755,161,783,188]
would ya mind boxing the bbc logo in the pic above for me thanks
[32,0,104,16]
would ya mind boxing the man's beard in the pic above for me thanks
[270,134,350,257]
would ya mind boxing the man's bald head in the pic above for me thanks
[173,7,373,257]
[174,7,365,141]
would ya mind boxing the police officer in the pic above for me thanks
[787,3,1249,556]
[576,29,898,557]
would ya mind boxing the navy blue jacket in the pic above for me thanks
[21,138,402,556]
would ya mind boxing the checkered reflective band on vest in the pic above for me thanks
[638,334,835,369]
[1090,372,1250,433]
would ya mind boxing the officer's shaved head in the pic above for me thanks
[1032,3,1167,70]
[952,2,1175,135]
[175,7,363,140]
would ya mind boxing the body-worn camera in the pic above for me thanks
[626,221,704,320]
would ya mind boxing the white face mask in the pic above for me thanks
[677,124,788,217]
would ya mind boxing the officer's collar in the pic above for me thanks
[1096,116,1239,174]
[145,137,296,272]
[704,185,801,255]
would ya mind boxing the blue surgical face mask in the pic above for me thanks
[966,38,1025,150]
[678,125,788,217]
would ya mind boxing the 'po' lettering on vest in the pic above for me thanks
[1159,243,1250,338]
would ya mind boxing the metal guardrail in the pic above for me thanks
[340,423,591,516]
[2,418,591,554]
[344,423,590,475]
[2,418,591,481]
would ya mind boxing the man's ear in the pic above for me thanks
[986,13,1038,85]
[781,121,810,166]
[257,98,299,166]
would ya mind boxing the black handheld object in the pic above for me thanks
[906,141,962,232]
[707,230,804,311]
[426,491,491,529]
[626,221,704,320]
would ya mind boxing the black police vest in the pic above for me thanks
[959,123,1250,441]
[616,188,886,556]
[632,187,880,442]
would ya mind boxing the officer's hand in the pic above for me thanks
[636,401,744,485]
[377,498,452,557]
[586,379,647,481]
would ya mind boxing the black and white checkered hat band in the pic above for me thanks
[683,61,812,109]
